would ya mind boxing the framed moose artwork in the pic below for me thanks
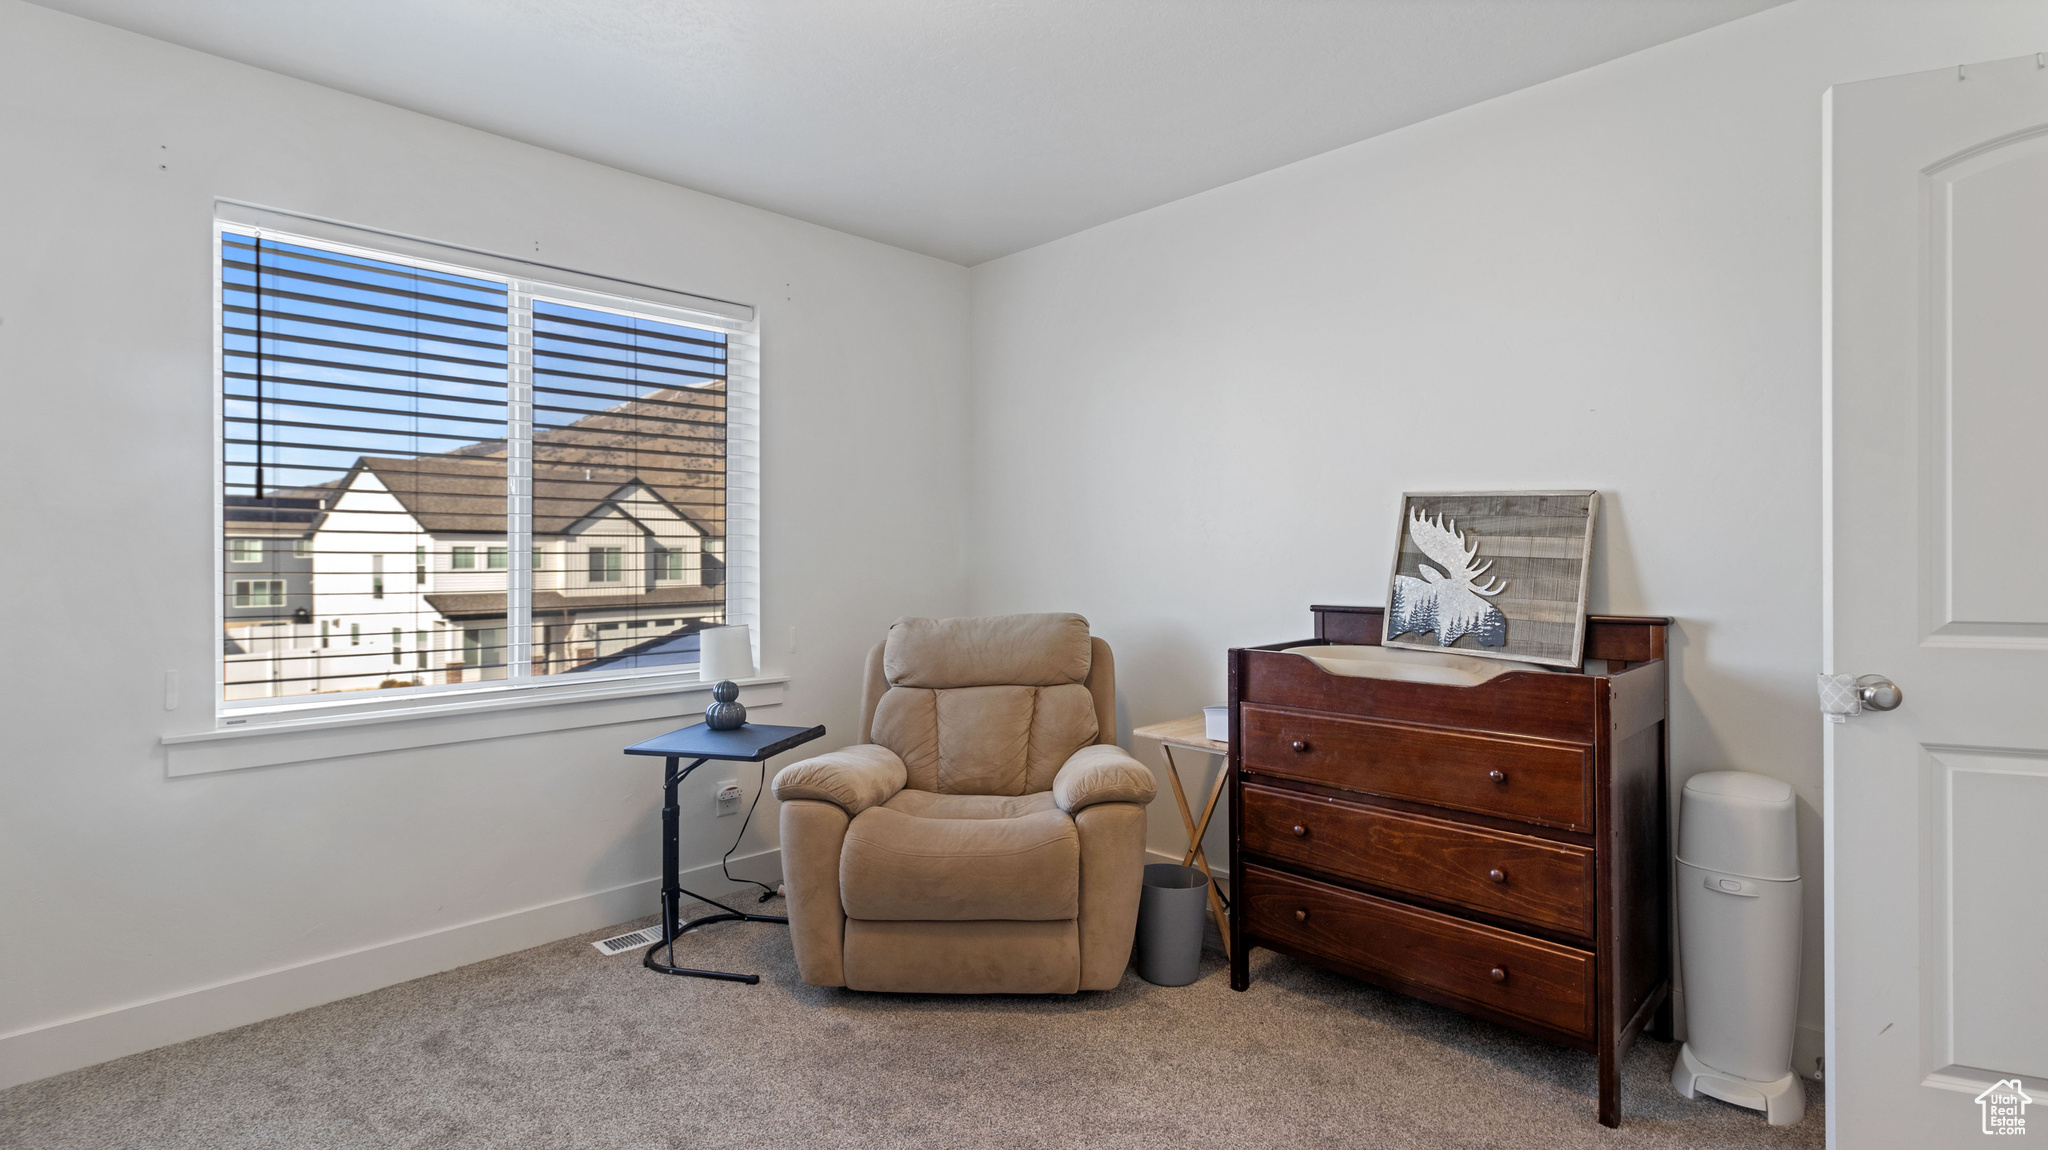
[1382,490,1599,669]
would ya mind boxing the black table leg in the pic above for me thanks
[643,755,789,983]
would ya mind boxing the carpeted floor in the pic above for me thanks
[2,897,1822,1149]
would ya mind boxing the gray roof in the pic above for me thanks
[425,585,724,621]
[340,384,725,537]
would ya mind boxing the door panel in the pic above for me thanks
[1928,133,2048,639]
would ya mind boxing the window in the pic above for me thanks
[587,546,623,583]
[655,545,685,582]
[218,215,755,709]
[231,580,285,607]
[462,627,507,672]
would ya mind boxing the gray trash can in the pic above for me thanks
[1135,863,1208,986]
[1670,771,1805,1126]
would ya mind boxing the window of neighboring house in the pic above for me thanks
[462,627,507,668]
[231,580,285,608]
[320,620,330,648]
[655,545,685,582]
[218,216,752,711]
[392,628,403,663]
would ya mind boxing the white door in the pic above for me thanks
[1828,54,2048,1149]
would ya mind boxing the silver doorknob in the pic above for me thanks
[1819,673,1902,719]
[1856,675,1902,711]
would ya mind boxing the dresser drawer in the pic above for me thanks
[1241,783,1596,937]
[1240,704,1592,830]
[1241,863,1594,1038]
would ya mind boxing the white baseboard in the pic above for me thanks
[0,849,782,1091]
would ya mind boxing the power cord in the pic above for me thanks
[723,759,779,903]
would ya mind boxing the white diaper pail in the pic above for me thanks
[1671,771,1805,1126]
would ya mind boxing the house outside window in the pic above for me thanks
[216,214,755,710]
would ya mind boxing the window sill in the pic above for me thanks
[162,674,789,777]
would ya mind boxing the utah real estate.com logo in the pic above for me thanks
[1976,1079,2032,1137]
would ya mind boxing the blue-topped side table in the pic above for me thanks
[623,721,826,983]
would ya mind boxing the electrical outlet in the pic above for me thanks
[715,780,742,816]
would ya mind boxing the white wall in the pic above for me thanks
[966,0,2048,1075]
[0,0,968,1087]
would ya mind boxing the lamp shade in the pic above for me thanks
[699,624,756,682]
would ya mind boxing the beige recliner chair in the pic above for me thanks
[771,613,1158,993]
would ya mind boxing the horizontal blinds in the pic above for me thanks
[529,300,729,676]
[220,226,738,702]
[222,233,508,699]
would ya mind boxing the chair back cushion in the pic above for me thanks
[871,613,1100,795]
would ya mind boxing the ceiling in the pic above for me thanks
[34,0,1785,265]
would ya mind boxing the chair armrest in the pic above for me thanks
[1052,744,1157,813]
[771,744,907,815]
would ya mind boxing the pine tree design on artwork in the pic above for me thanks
[1388,508,1509,648]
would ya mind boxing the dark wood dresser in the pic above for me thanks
[1228,605,1670,1127]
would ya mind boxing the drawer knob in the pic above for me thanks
[1489,966,1508,983]
[1291,740,1311,753]
[1294,908,1309,923]
[1488,769,1507,784]
[1487,868,1507,884]
[1291,824,1308,838]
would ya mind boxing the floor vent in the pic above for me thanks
[591,926,662,956]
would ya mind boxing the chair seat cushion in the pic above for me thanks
[840,794,1079,921]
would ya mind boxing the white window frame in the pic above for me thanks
[208,202,762,731]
